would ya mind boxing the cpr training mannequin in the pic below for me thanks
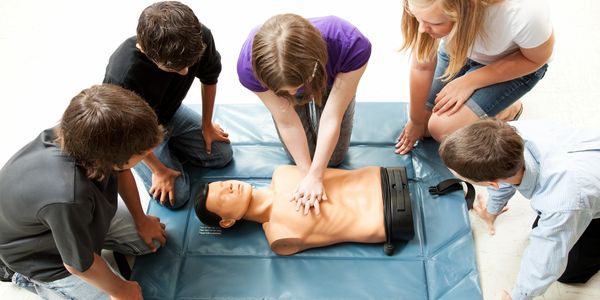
[195,166,413,255]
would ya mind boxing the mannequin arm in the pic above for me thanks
[263,222,304,255]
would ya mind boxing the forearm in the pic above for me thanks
[117,169,146,223]
[409,59,435,127]
[64,253,127,297]
[143,151,168,174]
[278,122,312,172]
[511,212,589,300]
[201,84,217,127]
[486,184,516,214]
[309,118,340,178]
[466,51,547,90]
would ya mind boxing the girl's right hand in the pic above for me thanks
[395,120,426,155]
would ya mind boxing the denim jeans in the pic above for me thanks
[275,92,355,167]
[134,104,233,209]
[426,48,548,117]
[12,201,153,299]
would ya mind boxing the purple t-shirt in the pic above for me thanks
[237,16,371,92]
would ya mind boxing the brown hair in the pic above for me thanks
[252,13,328,106]
[401,0,502,80]
[137,1,205,70]
[57,84,164,180]
[438,118,524,181]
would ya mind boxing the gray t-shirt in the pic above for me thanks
[0,129,118,282]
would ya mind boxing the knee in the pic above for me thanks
[151,178,190,210]
[428,115,466,142]
[169,182,191,209]
[205,142,233,168]
[427,117,448,142]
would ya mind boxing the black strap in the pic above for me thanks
[429,179,476,210]
[113,251,132,280]
[381,167,414,256]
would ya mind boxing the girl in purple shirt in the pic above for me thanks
[237,14,371,214]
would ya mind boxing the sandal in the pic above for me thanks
[511,102,524,121]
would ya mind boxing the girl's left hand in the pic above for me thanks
[433,76,477,116]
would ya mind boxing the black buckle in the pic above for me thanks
[429,179,475,210]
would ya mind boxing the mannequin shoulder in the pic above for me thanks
[263,222,304,255]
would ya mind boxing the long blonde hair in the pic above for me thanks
[401,0,502,80]
[252,14,328,106]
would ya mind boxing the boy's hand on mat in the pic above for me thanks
[433,76,476,116]
[202,122,230,154]
[290,175,328,215]
[501,290,512,300]
[150,167,181,206]
[395,120,425,155]
[111,280,143,300]
[136,215,167,252]
[473,194,509,235]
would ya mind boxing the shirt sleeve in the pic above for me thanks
[38,202,95,273]
[195,25,222,85]
[486,183,516,214]
[510,210,593,300]
[511,0,553,49]
[336,20,372,73]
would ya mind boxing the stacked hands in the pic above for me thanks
[289,173,328,215]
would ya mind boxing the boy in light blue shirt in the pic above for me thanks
[439,119,600,300]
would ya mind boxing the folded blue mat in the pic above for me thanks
[132,102,483,300]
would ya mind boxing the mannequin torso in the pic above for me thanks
[264,166,385,255]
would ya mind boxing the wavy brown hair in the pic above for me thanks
[401,0,502,80]
[252,13,328,106]
[57,84,164,180]
[137,1,205,70]
[439,118,524,182]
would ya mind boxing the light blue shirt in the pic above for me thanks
[485,121,600,300]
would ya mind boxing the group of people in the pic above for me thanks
[0,1,597,300]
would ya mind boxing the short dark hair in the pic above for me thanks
[57,84,163,180]
[194,183,221,226]
[439,118,525,182]
[137,1,205,70]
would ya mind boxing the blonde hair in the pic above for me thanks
[401,0,502,80]
[252,14,328,106]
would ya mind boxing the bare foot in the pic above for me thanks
[496,100,523,121]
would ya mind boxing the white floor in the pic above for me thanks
[0,1,598,299]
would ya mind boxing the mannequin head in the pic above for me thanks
[195,180,253,228]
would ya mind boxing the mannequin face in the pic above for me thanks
[408,0,454,39]
[206,180,253,225]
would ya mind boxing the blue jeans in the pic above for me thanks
[426,48,548,117]
[12,201,153,299]
[134,104,233,209]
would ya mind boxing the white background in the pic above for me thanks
[1,1,599,299]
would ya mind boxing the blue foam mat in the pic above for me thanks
[132,102,482,300]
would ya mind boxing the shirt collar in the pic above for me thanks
[515,142,540,199]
